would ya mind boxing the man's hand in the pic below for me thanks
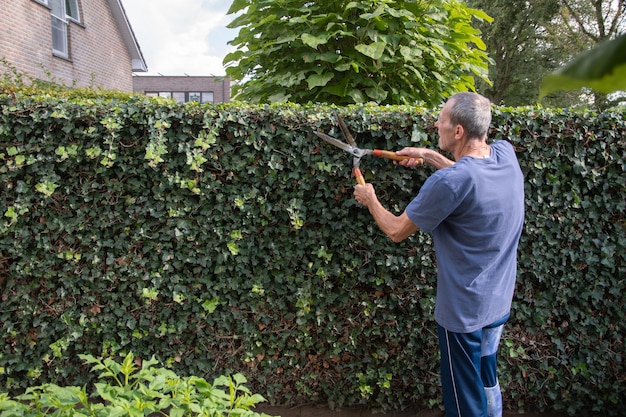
[353,183,376,207]
[396,147,430,167]
[396,147,426,167]
[353,182,419,242]
[396,147,455,170]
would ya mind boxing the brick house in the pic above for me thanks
[133,75,231,103]
[0,0,147,92]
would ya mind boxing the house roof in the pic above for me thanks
[107,0,148,72]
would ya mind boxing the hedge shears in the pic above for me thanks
[314,114,423,185]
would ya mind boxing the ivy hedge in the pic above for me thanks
[0,93,624,416]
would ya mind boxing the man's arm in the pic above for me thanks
[396,148,454,170]
[353,183,419,243]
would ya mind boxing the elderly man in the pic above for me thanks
[354,92,525,417]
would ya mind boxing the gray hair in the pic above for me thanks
[447,92,492,139]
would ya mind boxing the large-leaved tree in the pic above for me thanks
[470,0,625,108]
[546,0,626,109]
[467,0,562,106]
[223,0,492,106]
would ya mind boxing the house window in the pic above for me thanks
[38,0,80,19]
[172,92,186,103]
[49,0,68,57]
[143,91,217,103]
[65,0,80,21]
[45,0,80,57]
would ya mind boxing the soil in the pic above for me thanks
[256,405,569,417]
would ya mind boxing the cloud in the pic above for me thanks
[123,0,237,76]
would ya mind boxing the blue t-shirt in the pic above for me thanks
[406,140,525,333]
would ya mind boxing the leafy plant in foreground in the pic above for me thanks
[0,352,274,417]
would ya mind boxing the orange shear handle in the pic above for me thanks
[353,168,366,185]
[373,149,424,164]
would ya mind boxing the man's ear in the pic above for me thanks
[454,124,464,139]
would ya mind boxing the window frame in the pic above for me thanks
[172,92,186,103]
[201,92,215,103]
[49,0,69,58]
[65,0,81,22]
[36,0,81,58]
[35,0,80,21]
[143,91,218,103]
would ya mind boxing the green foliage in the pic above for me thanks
[1,58,142,102]
[0,352,272,416]
[467,0,562,106]
[539,0,626,109]
[223,0,492,105]
[540,33,626,98]
[468,1,625,108]
[0,89,624,416]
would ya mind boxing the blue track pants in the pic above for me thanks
[437,314,508,417]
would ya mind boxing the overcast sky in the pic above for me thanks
[122,0,238,76]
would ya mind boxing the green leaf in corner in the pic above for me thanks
[540,33,626,98]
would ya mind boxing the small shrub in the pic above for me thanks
[0,352,275,417]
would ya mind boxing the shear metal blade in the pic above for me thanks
[314,131,361,157]
[335,113,357,147]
